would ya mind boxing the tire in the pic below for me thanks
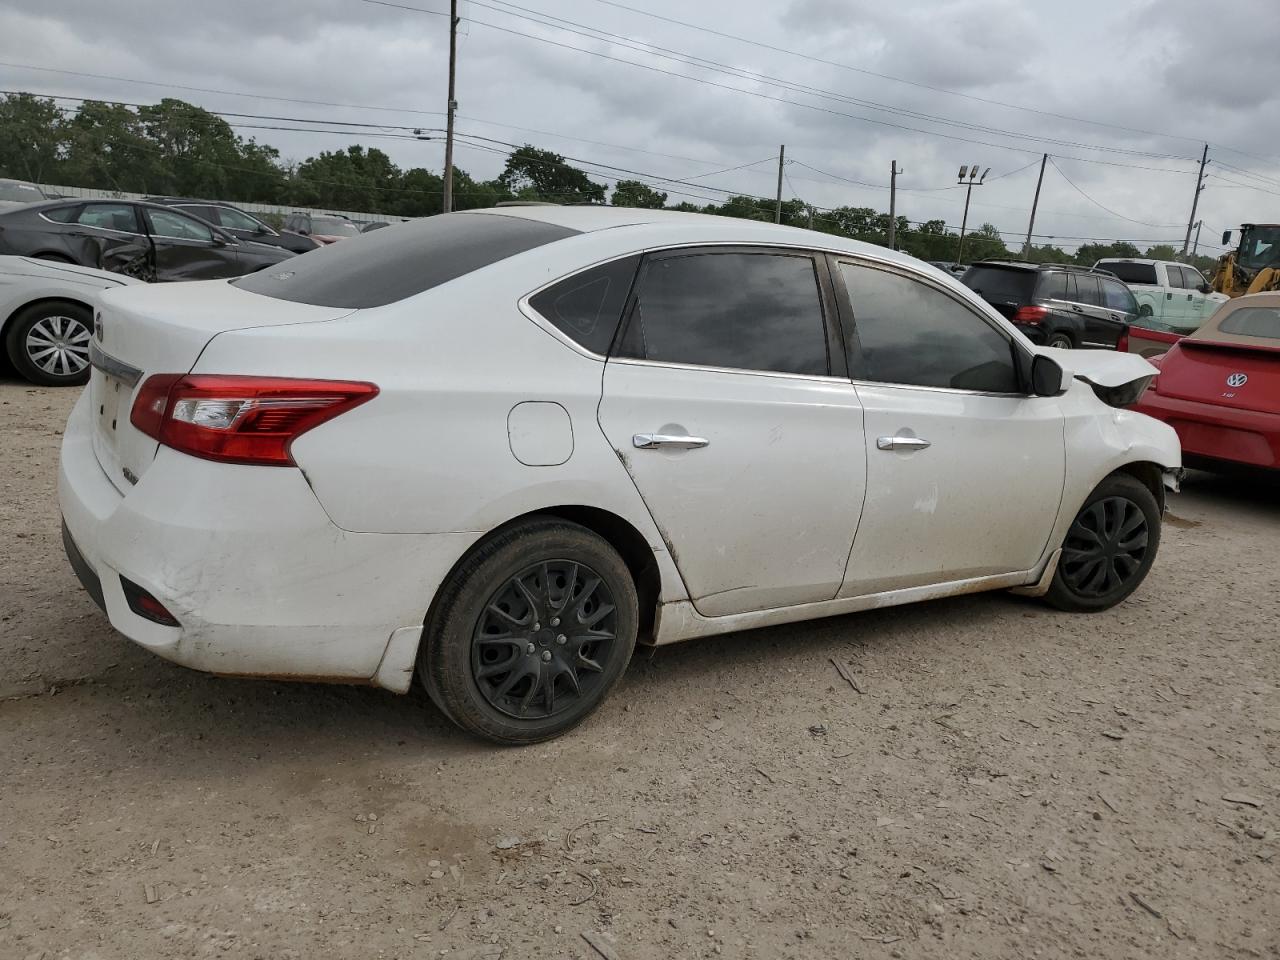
[4,300,93,387]
[1044,473,1161,612]
[1046,332,1074,350]
[419,518,639,744]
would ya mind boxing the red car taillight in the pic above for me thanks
[1012,305,1048,325]
[131,375,378,466]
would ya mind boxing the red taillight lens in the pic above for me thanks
[1116,327,1130,353]
[130,375,378,466]
[1012,305,1048,325]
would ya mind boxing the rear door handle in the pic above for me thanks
[1070,304,1084,313]
[633,433,709,450]
[877,436,931,451]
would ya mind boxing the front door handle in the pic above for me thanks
[633,433,710,450]
[877,436,932,451]
[1070,304,1084,313]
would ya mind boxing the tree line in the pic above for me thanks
[0,92,1217,273]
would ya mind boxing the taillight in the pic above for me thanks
[1116,327,1130,353]
[1012,305,1048,325]
[130,375,378,466]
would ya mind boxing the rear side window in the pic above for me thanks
[1219,307,1280,340]
[234,213,580,308]
[1099,261,1157,285]
[41,205,80,223]
[618,251,829,376]
[1101,279,1137,313]
[840,262,1020,393]
[77,203,139,233]
[529,255,640,355]
[1075,275,1103,306]
[961,266,1036,305]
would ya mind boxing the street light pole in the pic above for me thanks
[955,164,989,265]
[442,0,459,214]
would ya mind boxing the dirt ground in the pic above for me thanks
[2,378,1278,960]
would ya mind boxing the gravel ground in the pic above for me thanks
[2,379,1278,960]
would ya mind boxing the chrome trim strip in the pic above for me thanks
[609,355,848,383]
[88,340,142,387]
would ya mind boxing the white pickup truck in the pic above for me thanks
[1093,258,1228,332]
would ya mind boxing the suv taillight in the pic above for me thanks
[131,375,378,466]
[1012,305,1048,325]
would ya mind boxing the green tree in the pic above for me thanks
[612,179,667,208]
[1073,241,1141,266]
[61,100,161,193]
[0,94,64,183]
[138,98,284,200]
[499,145,605,204]
[1143,244,1180,261]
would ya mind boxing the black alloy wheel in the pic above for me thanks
[471,559,618,719]
[1045,473,1161,612]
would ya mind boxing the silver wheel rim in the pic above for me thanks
[26,315,91,377]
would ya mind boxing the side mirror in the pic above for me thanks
[255,223,270,235]
[1222,230,1232,246]
[1198,282,1211,294]
[211,234,228,247]
[1031,354,1066,397]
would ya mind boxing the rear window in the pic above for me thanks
[1219,307,1280,340]
[234,213,579,308]
[960,266,1036,305]
[1098,261,1157,285]
[529,255,640,355]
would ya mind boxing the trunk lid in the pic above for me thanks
[1156,340,1280,414]
[89,279,355,493]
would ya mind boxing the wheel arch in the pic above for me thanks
[1113,460,1166,513]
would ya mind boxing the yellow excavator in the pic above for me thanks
[1211,223,1280,296]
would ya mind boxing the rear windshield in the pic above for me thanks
[0,181,45,203]
[234,213,579,308]
[1097,261,1157,285]
[1219,306,1280,340]
[960,266,1036,305]
[311,217,362,238]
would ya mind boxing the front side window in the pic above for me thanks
[839,262,1020,393]
[77,203,138,233]
[145,208,214,242]
[619,251,829,376]
[216,207,266,232]
[1102,278,1138,313]
[529,255,640,355]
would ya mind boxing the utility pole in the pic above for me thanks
[442,0,459,214]
[1192,219,1203,257]
[774,144,785,224]
[1181,143,1208,257]
[955,163,990,265]
[888,160,900,249]
[807,204,814,230]
[1023,153,1048,258]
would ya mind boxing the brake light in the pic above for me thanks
[1012,305,1048,325]
[130,375,378,466]
[1116,327,1130,353]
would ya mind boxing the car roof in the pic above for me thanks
[464,204,932,271]
[1189,291,1280,347]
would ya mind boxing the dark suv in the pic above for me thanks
[961,260,1138,350]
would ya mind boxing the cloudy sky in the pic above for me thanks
[3,0,1279,252]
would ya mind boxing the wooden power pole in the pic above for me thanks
[888,161,900,249]
[442,0,459,214]
[1182,143,1208,257]
[1023,154,1048,258]
[774,145,785,224]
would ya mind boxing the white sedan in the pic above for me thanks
[1,255,141,385]
[58,207,1181,743]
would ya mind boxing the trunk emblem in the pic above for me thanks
[1226,373,1248,387]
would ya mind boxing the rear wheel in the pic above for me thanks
[1044,474,1161,612]
[5,301,93,386]
[1046,331,1074,349]
[419,518,638,744]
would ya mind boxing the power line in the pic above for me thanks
[1047,158,1182,228]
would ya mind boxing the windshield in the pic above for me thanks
[0,181,46,203]
[311,217,362,238]
[1239,226,1280,271]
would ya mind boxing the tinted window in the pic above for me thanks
[312,217,362,238]
[146,208,213,242]
[235,212,579,308]
[1075,275,1103,306]
[961,265,1037,305]
[41,204,80,223]
[621,252,828,375]
[529,255,640,355]
[1036,272,1068,300]
[216,207,265,231]
[840,262,1020,393]
[77,203,138,233]
[1098,261,1157,285]
[1101,278,1137,313]
[1219,306,1280,340]
[175,204,221,225]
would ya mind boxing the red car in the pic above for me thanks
[1135,293,1280,470]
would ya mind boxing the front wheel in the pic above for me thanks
[1044,474,1161,612]
[419,518,638,744]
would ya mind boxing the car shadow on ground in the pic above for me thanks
[1178,465,1280,516]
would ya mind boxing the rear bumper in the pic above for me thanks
[1134,389,1280,468]
[57,390,480,692]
